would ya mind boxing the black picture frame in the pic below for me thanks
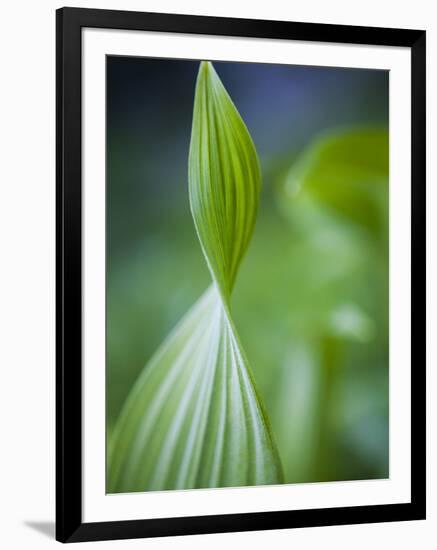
[56,6,426,543]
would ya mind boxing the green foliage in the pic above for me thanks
[284,128,389,236]
[265,128,389,482]
[108,61,283,493]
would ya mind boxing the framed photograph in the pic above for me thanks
[56,7,426,543]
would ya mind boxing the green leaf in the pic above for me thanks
[108,61,283,492]
[189,61,261,299]
[284,128,388,234]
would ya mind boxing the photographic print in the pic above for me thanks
[106,57,389,494]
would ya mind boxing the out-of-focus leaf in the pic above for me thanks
[284,128,388,234]
[271,342,321,483]
[108,61,283,492]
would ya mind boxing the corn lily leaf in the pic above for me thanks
[108,61,283,492]
[188,62,261,299]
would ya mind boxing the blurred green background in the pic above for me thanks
[107,57,389,484]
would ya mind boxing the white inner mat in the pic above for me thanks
[82,27,411,523]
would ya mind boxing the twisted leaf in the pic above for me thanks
[108,61,283,492]
[189,62,261,298]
